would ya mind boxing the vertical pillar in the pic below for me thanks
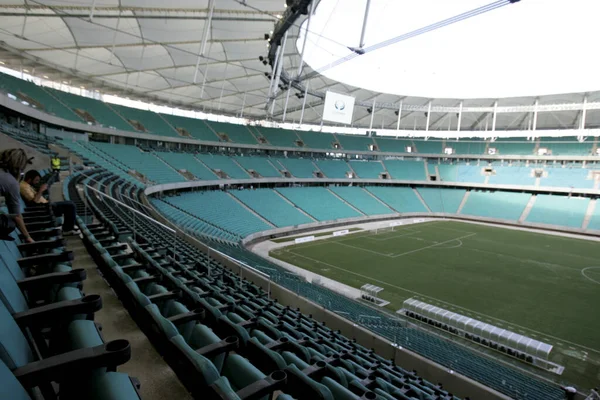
[425,101,432,131]
[492,100,498,131]
[457,101,463,132]
[368,98,376,130]
[299,82,309,125]
[359,0,372,48]
[270,31,288,115]
[580,95,588,130]
[396,100,403,130]
[296,1,314,77]
[532,98,539,131]
[282,83,292,122]
[240,93,246,118]
[193,0,215,83]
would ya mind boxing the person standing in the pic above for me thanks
[0,149,34,242]
[51,154,61,182]
[20,169,78,235]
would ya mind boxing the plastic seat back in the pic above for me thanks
[0,359,31,400]
[0,255,30,315]
[0,299,34,369]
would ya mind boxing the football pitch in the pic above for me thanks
[270,220,600,387]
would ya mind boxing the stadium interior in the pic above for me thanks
[0,1,599,400]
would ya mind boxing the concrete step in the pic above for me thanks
[326,188,366,216]
[518,194,537,223]
[457,191,471,214]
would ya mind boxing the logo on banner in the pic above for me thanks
[334,100,346,111]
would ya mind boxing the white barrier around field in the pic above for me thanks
[390,221,403,227]
[333,229,350,237]
[414,219,425,223]
[294,235,315,244]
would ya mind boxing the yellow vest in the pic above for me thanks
[51,157,61,169]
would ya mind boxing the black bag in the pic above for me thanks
[0,214,16,241]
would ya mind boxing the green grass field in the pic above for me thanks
[270,220,600,388]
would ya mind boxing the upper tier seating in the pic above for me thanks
[46,88,134,131]
[490,138,535,155]
[438,164,486,183]
[366,186,428,213]
[335,134,375,151]
[233,155,282,178]
[273,157,318,178]
[329,186,393,215]
[165,191,272,237]
[0,73,82,122]
[204,121,258,144]
[255,126,300,147]
[349,160,385,178]
[276,187,362,221]
[446,140,487,155]
[540,167,595,189]
[374,137,412,153]
[460,191,530,221]
[417,187,467,213]
[314,159,350,178]
[155,151,218,180]
[296,130,336,149]
[526,195,590,228]
[160,114,221,141]
[91,143,184,184]
[232,189,314,227]
[413,140,442,154]
[109,104,180,137]
[488,166,535,186]
[539,136,593,156]
[151,198,237,241]
[383,160,427,180]
[196,153,250,179]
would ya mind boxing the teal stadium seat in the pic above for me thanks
[276,187,362,221]
[460,191,530,221]
[329,186,393,215]
[231,189,314,227]
[526,195,590,228]
[366,186,428,213]
[348,160,385,178]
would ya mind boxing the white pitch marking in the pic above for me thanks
[581,267,600,285]
[284,249,600,354]
[390,233,476,258]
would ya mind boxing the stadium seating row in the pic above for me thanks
[58,142,600,188]
[1,71,598,156]
[74,168,565,400]
[75,169,473,400]
[0,196,141,399]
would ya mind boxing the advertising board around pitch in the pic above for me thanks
[323,91,355,125]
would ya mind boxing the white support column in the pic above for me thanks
[492,100,498,131]
[532,98,539,131]
[109,11,122,65]
[368,98,376,130]
[267,44,282,97]
[396,100,403,130]
[296,1,314,77]
[425,101,432,131]
[89,0,97,21]
[359,0,372,48]
[272,31,288,97]
[193,0,215,83]
[457,101,463,132]
[240,93,246,118]
[299,82,309,125]
[282,83,292,122]
[580,95,588,130]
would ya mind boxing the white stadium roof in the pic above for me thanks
[0,0,599,132]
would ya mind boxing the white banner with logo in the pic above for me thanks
[390,221,403,227]
[414,219,425,223]
[333,229,349,237]
[295,235,315,244]
[323,91,355,124]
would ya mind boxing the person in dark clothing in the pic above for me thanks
[20,170,78,234]
[0,149,34,242]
